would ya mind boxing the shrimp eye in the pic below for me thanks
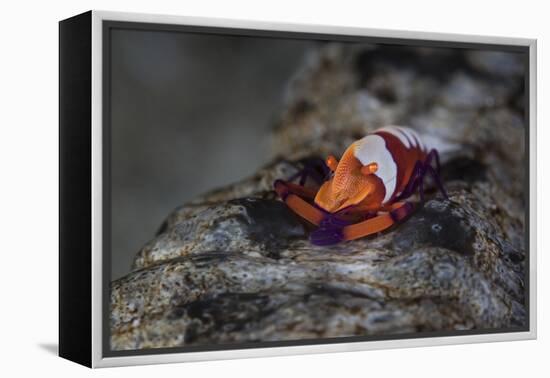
[326,155,339,172]
[361,162,378,175]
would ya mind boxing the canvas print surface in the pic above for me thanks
[107,25,528,353]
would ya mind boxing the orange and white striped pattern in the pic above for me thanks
[314,126,428,213]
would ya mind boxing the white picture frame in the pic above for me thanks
[59,10,537,368]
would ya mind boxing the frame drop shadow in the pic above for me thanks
[38,343,58,356]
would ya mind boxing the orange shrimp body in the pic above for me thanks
[274,125,445,245]
[315,126,428,213]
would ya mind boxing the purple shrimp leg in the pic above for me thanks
[423,149,448,199]
[424,165,449,199]
[395,161,424,201]
[287,157,330,186]
[424,149,442,175]
[395,149,448,202]
[309,214,351,246]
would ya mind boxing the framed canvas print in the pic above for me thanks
[59,10,537,368]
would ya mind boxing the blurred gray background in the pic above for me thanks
[110,29,314,280]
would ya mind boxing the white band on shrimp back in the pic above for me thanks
[354,134,397,204]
